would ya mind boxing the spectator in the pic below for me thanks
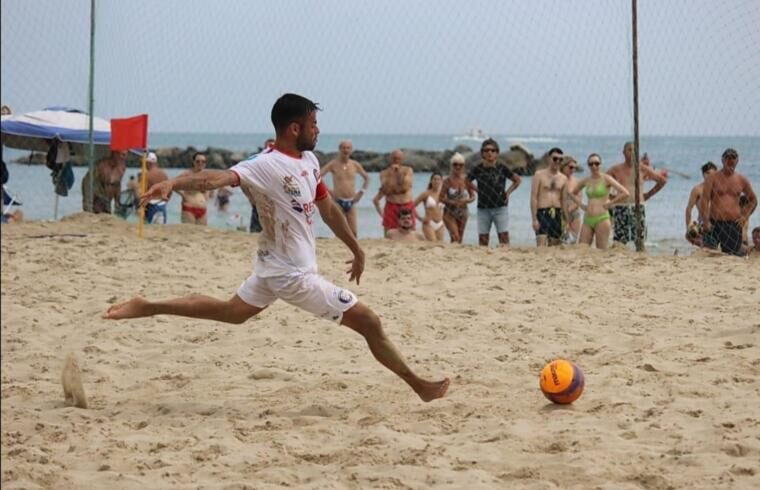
[440,152,476,244]
[373,149,415,236]
[414,172,446,241]
[467,138,521,247]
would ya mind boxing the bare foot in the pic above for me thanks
[103,297,151,320]
[416,377,450,402]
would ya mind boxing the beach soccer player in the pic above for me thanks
[104,93,449,402]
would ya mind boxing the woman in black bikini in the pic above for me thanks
[440,153,476,243]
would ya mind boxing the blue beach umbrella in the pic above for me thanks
[0,106,110,157]
[1,107,113,218]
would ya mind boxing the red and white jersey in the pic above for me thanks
[231,149,329,277]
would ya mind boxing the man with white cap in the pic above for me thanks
[142,152,170,224]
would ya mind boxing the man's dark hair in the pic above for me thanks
[398,207,412,217]
[752,226,760,235]
[701,161,717,174]
[480,138,499,153]
[192,152,205,162]
[548,147,564,156]
[271,93,321,134]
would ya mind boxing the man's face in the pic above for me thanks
[390,150,403,167]
[194,155,207,170]
[722,152,738,174]
[339,142,353,158]
[702,168,716,181]
[623,144,633,162]
[753,230,760,249]
[549,152,563,169]
[112,151,127,164]
[481,145,499,163]
[399,212,413,230]
[295,111,319,151]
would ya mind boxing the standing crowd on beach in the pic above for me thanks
[40,124,755,256]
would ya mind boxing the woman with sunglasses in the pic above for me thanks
[560,156,582,243]
[440,153,476,243]
[567,154,630,249]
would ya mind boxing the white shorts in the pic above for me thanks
[237,272,358,323]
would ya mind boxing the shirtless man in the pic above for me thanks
[387,208,425,242]
[320,140,369,236]
[140,152,171,224]
[700,148,757,256]
[531,147,568,246]
[606,141,667,245]
[684,161,717,247]
[373,149,415,236]
[82,150,127,214]
[178,152,211,225]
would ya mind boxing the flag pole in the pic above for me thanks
[138,150,147,238]
[631,0,644,252]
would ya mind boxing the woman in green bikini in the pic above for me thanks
[567,154,630,249]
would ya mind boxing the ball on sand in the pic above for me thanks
[539,359,584,405]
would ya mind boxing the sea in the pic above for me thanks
[3,133,759,256]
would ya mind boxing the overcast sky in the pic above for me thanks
[2,0,759,135]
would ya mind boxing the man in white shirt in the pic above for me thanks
[104,94,449,402]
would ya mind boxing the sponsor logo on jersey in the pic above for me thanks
[283,175,301,197]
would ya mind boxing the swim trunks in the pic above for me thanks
[536,207,563,239]
[611,205,646,244]
[711,220,743,256]
[145,200,167,224]
[336,197,354,214]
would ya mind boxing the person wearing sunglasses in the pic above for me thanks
[440,152,476,243]
[699,148,757,256]
[531,147,568,246]
[567,154,630,249]
[606,141,667,246]
[466,138,522,247]
[560,156,582,243]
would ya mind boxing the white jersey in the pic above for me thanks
[231,149,328,277]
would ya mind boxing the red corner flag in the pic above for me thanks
[110,114,148,150]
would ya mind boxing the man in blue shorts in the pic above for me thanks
[467,138,522,246]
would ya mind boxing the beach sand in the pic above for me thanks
[2,214,759,489]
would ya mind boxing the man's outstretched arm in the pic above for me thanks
[140,170,238,207]
[317,195,365,284]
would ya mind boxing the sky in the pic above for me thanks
[2,0,759,136]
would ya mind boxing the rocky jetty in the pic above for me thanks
[15,143,556,176]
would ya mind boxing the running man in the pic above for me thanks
[320,140,369,237]
[104,94,449,402]
[606,142,667,245]
[700,148,757,256]
[531,147,568,246]
[178,152,211,225]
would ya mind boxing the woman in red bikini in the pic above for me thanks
[178,152,211,225]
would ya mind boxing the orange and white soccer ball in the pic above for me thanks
[539,359,585,404]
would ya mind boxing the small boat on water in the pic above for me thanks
[453,126,487,142]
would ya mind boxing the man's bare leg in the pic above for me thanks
[478,233,490,246]
[536,234,548,247]
[347,207,358,237]
[498,232,510,247]
[341,302,449,402]
[104,294,263,324]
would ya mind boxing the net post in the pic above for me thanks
[631,0,644,253]
[87,0,96,212]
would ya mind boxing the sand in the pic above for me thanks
[1,213,759,489]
